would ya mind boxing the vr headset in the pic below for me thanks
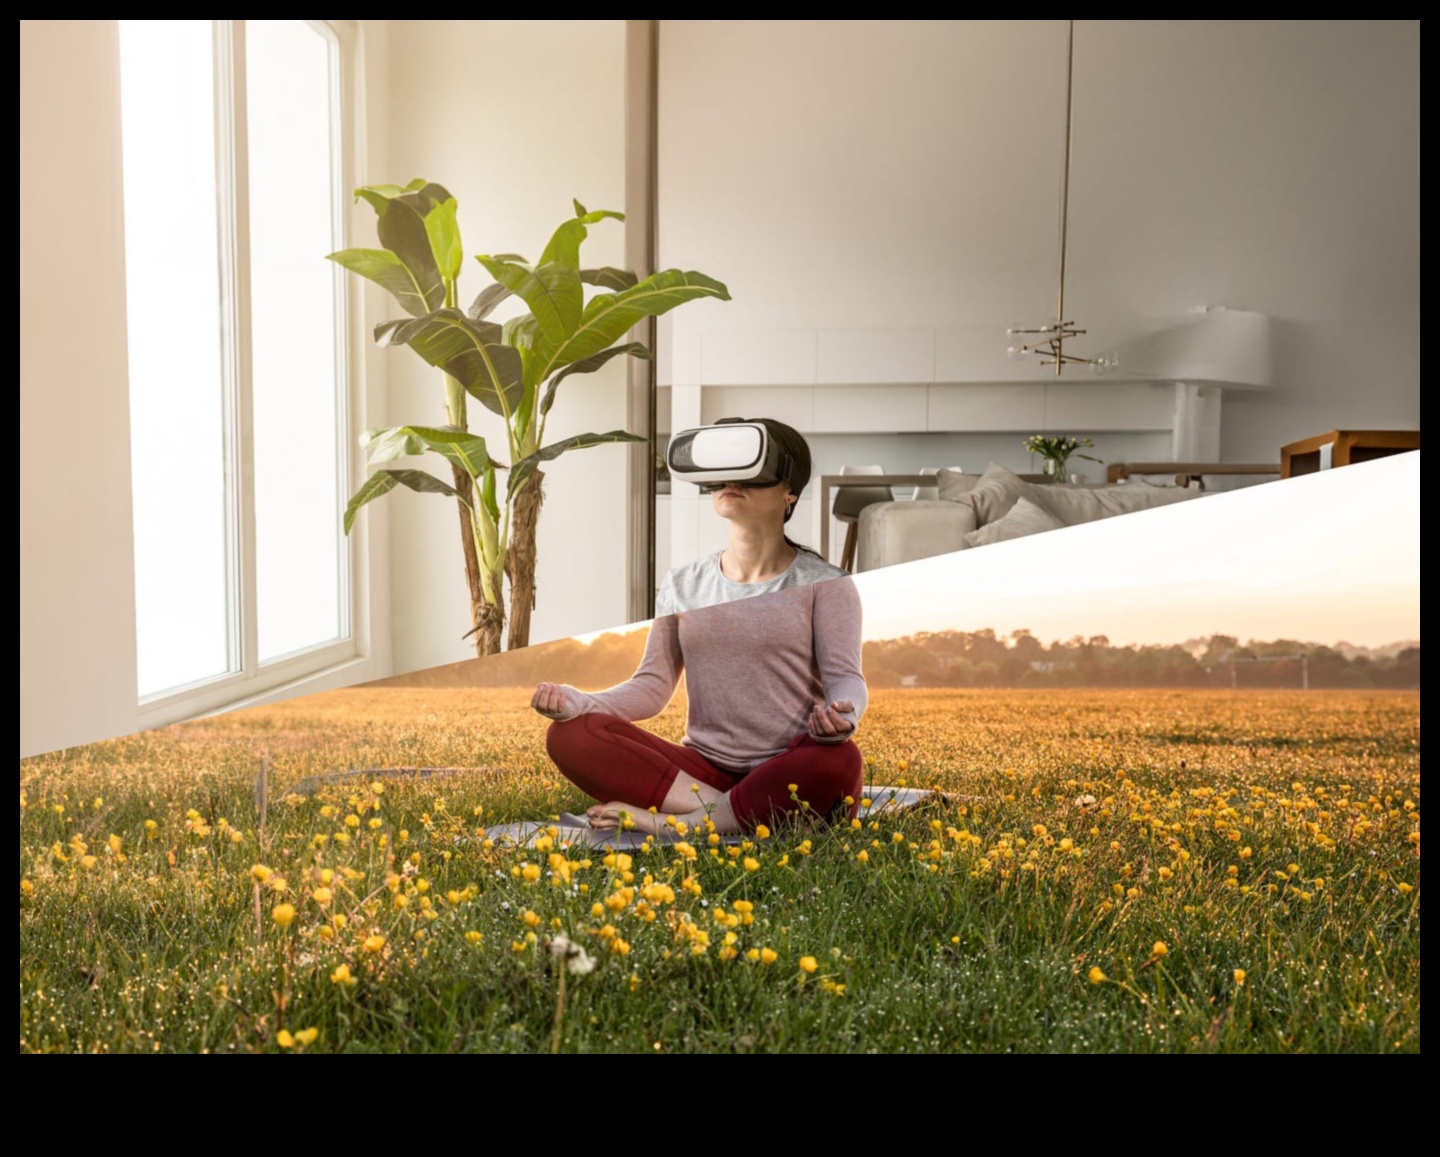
[665,418,793,494]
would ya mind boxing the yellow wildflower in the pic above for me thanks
[276,1030,296,1049]
[1233,969,1246,986]
[1088,966,1106,984]
[799,956,819,974]
[272,903,297,928]
[1151,940,1168,958]
[362,934,386,954]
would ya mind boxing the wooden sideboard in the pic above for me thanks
[1279,430,1420,478]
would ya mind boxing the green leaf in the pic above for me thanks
[328,248,436,318]
[538,209,623,270]
[480,461,499,522]
[508,429,645,500]
[390,425,492,478]
[380,308,525,418]
[346,181,455,316]
[540,342,652,418]
[424,197,463,282]
[581,267,639,291]
[343,467,467,534]
[476,256,582,346]
[468,283,512,321]
[528,270,730,388]
[359,425,428,464]
[502,314,540,350]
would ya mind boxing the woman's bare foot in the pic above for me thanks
[586,802,671,835]
[586,792,741,837]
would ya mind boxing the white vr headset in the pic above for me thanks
[665,418,794,493]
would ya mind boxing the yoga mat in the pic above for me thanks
[479,785,947,850]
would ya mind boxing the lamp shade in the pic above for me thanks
[1116,307,1274,388]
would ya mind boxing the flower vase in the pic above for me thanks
[1044,457,1069,484]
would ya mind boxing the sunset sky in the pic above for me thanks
[853,452,1419,648]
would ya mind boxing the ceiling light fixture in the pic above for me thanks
[1007,20,1116,376]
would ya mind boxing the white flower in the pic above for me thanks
[1074,794,1098,808]
[547,935,596,976]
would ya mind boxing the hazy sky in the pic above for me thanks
[852,452,1419,647]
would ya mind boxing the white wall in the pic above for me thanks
[20,20,397,758]
[20,21,142,758]
[657,21,1419,471]
[378,20,633,675]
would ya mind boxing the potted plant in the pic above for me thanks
[1022,435,1103,483]
[330,182,729,655]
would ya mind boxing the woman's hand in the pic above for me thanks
[531,682,570,720]
[808,699,856,742]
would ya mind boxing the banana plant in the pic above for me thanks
[330,181,729,655]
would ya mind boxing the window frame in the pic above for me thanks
[131,19,366,730]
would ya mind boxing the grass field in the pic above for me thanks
[19,687,1419,1053]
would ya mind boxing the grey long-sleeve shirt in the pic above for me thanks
[554,576,868,775]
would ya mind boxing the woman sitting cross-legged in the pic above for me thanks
[531,417,867,836]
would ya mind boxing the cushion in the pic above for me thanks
[1131,471,1277,493]
[1029,480,1203,525]
[1133,474,1202,490]
[939,462,1033,525]
[962,496,1065,547]
[934,468,981,499]
[1195,473,1278,493]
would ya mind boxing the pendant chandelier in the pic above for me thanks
[1006,20,1116,376]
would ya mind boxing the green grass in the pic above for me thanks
[19,688,1420,1053]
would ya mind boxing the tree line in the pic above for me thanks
[861,631,1419,689]
[378,627,1417,691]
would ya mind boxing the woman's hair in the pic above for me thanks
[751,417,822,556]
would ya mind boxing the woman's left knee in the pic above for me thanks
[800,734,862,770]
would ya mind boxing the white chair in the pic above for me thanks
[831,465,895,572]
[904,466,951,502]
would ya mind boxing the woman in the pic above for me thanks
[532,418,866,836]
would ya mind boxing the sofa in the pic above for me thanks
[854,461,1237,572]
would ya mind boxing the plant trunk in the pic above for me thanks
[505,467,545,652]
[473,593,505,657]
[451,463,503,657]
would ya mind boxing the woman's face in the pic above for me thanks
[710,481,796,527]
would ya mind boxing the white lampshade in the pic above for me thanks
[1116,307,1274,388]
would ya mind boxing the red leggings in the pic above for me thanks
[546,714,863,831]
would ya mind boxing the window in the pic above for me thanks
[119,20,355,715]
